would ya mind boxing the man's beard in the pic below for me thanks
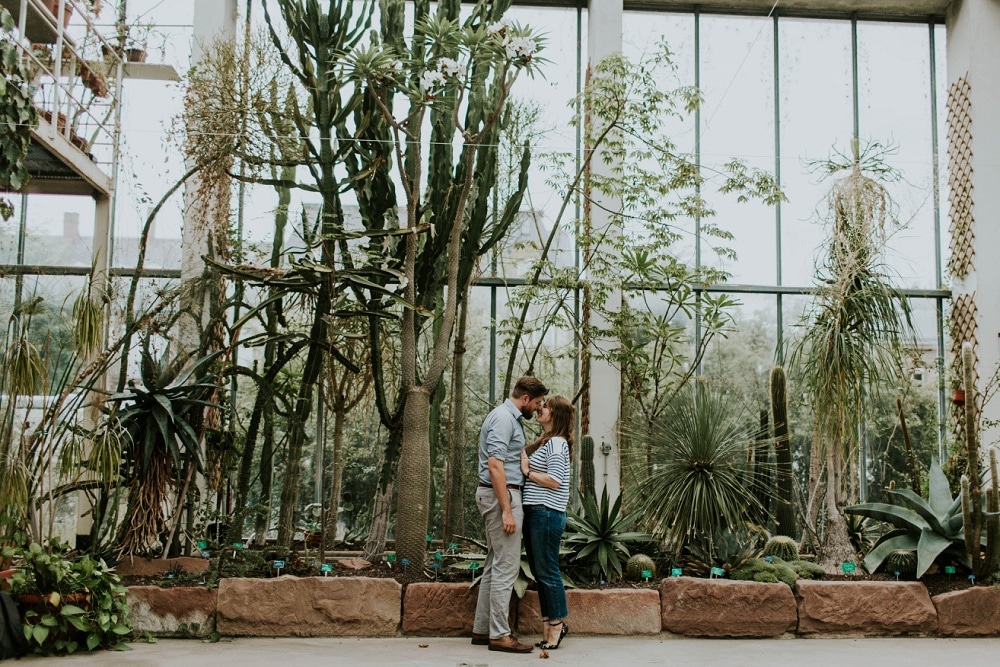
[520,406,535,420]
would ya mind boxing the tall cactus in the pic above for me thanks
[581,434,596,499]
[770,366,797,537]
[958,341,1000,578]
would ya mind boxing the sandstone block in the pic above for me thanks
[934,586,1000,636]
[796,581,936,635]
[217,576,401,637]
[660,577,796,637]
[127,586,217,637]
[518,588,661,635]
[402,583,479,636]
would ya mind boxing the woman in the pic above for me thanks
[520,395,573,650]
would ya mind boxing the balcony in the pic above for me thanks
[2,0,122,196]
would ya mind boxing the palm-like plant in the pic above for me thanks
[564,487,652,582]
[789,140,914,566]
[109,345,221,556]
[629,381,764,554]
[845,458,971,577]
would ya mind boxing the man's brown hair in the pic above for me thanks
[511,376,548,399]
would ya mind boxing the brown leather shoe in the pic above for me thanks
[470,632,489,645]
[488,635,533,653]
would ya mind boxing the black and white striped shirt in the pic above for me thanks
[523,436,570,512]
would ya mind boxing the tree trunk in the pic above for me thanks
[395,386,432,566]
[363,473,395,563]
[324,403,347,550]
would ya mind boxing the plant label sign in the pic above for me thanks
[320,563,333,576]
[641,569,652,580]
[671,568,682,577]
[841,562,856,574]
[196,540,208,550]
[945,565,956,575]
[764,556,774,563]
[710,567,724,578]
[273,560,285,575]
[386,554,396,563]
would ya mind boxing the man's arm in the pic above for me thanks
[487,456,516,534]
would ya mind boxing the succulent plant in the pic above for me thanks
[762,535,799,563]
[580,434,595,499]
[625,553,657,581]
[884,549,917,578]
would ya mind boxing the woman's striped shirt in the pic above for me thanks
[523,436,570,512]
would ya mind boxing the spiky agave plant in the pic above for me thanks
[630,381,765,555]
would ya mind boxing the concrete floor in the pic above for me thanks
[21,635,1000,666]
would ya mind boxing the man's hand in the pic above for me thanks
[501,508,516,534]
[520,450,530,476]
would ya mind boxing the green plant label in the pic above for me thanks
[196,541,208,550]
[232,542,243,550]
[641,569,652,579]
[386,554,396,562]
[273,560,285,569]
[671,568,682,577]
[841,562,856,573]
[710,567,724,577]
[469,562,480,570]
[449,543,458,551]
[944,565,956,574]
[427,534,433,542]
[434,552,443,560]
[320,563,333,572]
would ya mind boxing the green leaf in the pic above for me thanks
[60,604,87,616]
[916,528,954,578]
[87,631,101,650]
[32,623,50,645]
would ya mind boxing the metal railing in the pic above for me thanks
[9,0,122,172]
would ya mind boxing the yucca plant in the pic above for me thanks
[845,458,972,577]
[564,487,653,582]
[629,381,765,554]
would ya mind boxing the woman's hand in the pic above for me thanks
[520,450,530,476]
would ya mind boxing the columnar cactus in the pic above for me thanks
[769,366,796,537]
[581,434,595,498]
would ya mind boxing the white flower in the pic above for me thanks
[438,57,466,80]
[503,35,537,61]
[487,19,510,37]
[419,69,446,94]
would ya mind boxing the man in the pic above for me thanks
[471,376,548,653]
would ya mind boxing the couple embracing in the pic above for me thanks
[471,377,573,654]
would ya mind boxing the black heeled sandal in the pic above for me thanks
[538,621,568,650]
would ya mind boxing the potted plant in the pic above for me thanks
[3,540,131,655]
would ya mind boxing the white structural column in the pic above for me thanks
[946,0,1000,449]
[586,1,624,501]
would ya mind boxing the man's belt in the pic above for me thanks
[478,482,522,491]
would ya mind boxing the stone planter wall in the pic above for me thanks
[660,577,797,637]
[127,577,1000,639]
[217,576,401,637]
[795,581,937,636]
[518,589,661,635]
[128,586,217,638]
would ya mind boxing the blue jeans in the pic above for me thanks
[523,504,567,621]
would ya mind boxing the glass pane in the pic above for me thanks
[858,21,935,290]
[779,18,853,288]
[701,293,778,406]
[18,194,95,267]
[700,15,776,286]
